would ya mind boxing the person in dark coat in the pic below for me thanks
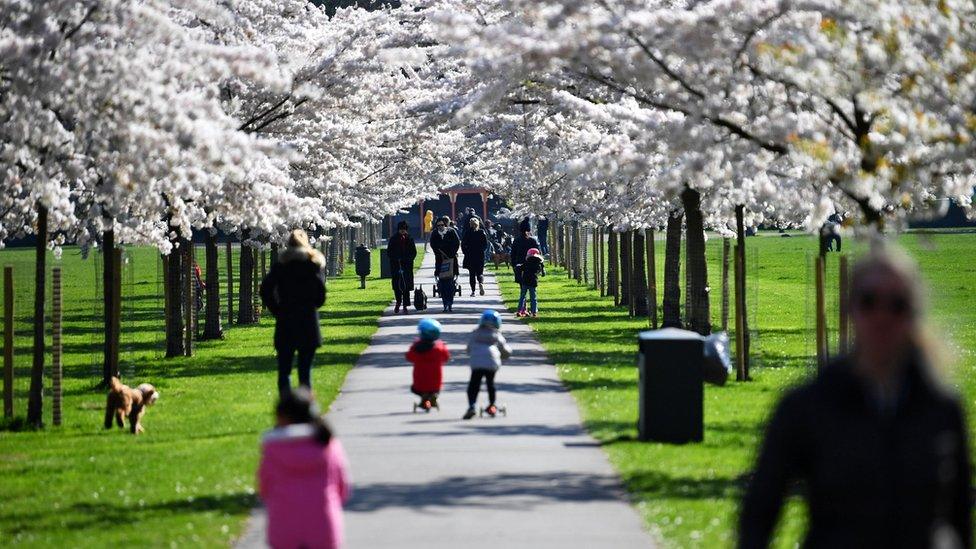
[739,246,971,549]
[536,216,550,255]
[510,218,540,283]
[429,216,460,312]
[388,221,417,314]
[260,229,327,396]
[461,217,489,297]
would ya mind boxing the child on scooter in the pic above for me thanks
[463,310,512,419]
[406,318,450,410]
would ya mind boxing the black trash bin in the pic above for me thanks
[355,245,371,288]
[637,328,704,443]
[379,248,390,279]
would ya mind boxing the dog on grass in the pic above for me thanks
[491,251,511,270]
[104,377,159,434]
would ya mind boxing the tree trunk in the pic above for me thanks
[662,210,683,328]
[27,203,48,427]
[682,187,711,335]
[102,226,116,382]
[597,227,605,296]
[647,229,658,328]
[202,232,223,340]
[608,229,619,303]
[165,237,185,358]
[633,230,648,317]
[620,229,633,310]
[238,232,256,325]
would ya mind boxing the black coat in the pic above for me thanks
[260,249,326,351]
[461,229,488,271]
[430,228,460,273]
[388,233,417,272]
[511,234,540,267]
[516,255,545,287]
[739,355,971,549]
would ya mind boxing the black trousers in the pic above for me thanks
[392,268,413,306]
[468,270,484,291]
[467,369,496,406]
[277,346,315,395]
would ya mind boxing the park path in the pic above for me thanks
[237,249,655,548]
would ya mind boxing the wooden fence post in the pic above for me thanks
[839,255,850,355]
[226,241,233,327]
[815,255,827,368]
[721,238,731,331]
[183,244,193,356]
[112,248,122,377]
[3,267,13,418]
[734,245,747,381]
[52,267,62,427]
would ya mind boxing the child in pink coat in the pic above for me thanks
[258,388,350,549]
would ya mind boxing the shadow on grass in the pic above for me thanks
[1,493,258,534]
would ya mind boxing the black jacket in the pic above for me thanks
[430,228,460,260]
[511,233,540,267]
[260,247,326,351]
[388,233,417,272]
[516,255,545,287]
[739,355,972,549]
[461,229,488,271]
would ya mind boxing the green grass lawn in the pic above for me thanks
[496,231,976,548]
[0,242,420,547]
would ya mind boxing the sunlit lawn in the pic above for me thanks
[0,243,421,547]
[497,231,976,548]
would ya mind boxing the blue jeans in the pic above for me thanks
[518,285,537,313]
[538,233,549,255]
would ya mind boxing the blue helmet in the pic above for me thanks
[480,309,502,329]
[417,318,441,340]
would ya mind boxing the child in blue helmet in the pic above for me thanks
[406,318,449,411]
[463,310,512,419]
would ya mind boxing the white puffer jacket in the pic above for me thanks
[466,326,512,371]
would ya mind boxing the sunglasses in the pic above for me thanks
[855,291,912,317]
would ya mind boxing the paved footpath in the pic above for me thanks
[237,249,655,548]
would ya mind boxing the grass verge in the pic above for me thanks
[0,244,421,547]
[496,232,976,548]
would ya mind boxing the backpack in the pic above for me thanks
[413,286,428,311]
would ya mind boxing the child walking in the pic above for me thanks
[516,248,545,317]
[258,388,349,549]
[463,310,512,419]
[405,318,450,410]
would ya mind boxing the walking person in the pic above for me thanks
[738,245,972,549]
[510,218,540,268]
[258,388,349,549]
[462,217,489,297]
[388,221,417,314]
[515,248,545,317]
[260,229,326,395]
[429,216,460,312]
[463,310,512,420]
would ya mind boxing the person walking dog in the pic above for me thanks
[260,229,327,395]
[388,221,417,314]
[462,217,489,296]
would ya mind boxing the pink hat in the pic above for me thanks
[527,248,542,257]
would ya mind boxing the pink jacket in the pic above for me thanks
[258,424,350,549]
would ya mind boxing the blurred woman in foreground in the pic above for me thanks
[739,244,972,548]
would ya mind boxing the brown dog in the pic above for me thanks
[104,377,159,434]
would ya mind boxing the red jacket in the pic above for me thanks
[406,339,449,393]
